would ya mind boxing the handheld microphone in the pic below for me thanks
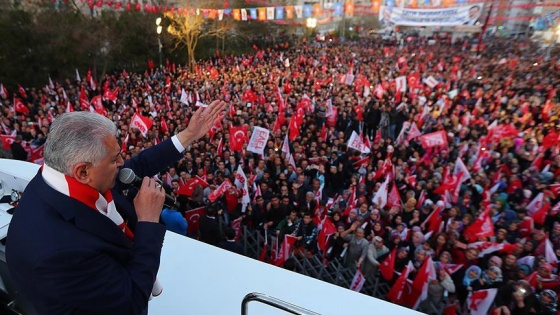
[118,168,180,209]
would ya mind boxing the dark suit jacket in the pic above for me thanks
[218,240,244,256]
[199,216,222,246]
[6,138,183,314]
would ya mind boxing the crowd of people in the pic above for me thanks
[2,33,560,314]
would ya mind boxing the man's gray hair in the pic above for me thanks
[44,112,117,175]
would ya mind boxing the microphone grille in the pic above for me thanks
[118,168,136,185]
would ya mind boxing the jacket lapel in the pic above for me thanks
[32,173,133,250]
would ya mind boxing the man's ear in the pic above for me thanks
[71,162,91,184]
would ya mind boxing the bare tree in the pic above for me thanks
[165,8,233,71]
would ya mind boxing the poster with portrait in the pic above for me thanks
[379,3,484,26]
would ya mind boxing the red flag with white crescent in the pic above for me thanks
[183,207,205,234]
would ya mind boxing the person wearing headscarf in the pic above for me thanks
[455,265,482,304]
[488,255,503,269]
[473,266,504,290]
[419,268,456,311]
[536,289,558,315]
[394,247,410,274]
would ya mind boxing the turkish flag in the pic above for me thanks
[386,262,412,304]
[29,144,44,164]
[380,247,396,281]
[183,207,205,234]
[288,117,300,141]
[386,182,402,209]
[527,192,544,215]
[407,73,420,90]
[259,241,268,262]
[463,208,494,242]
[79,87,89,110]
[532,202,550,226]
[17,84,27,98]
[374,129,382,144]
[549,184,560,198]
[272,111,286,133]
[542,131,560,149]
[317,217,336,253]
[1,134,16,150]
[422,205,443,235]
[91,95,106,115]
[13,98,28,114]
[326,107,337,127]
[433,170,462,202]
[229,125,248,152]
[160,116,169,134]
[273,235,297,267]
[467,289,497,315]
[103,88,119,102]
[406,256,436,308]
[176,176,209,197]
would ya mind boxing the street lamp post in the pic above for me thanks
[156,17,163,69]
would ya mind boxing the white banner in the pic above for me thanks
[247,126,270,155]
[379,4,484,26]
[348,131,370,154]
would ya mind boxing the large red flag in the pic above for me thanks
[130,113,153,137]
[208,179,233,203]
[17,84,27,98]
[1,134,16,150]
[379,247,396,281]
[13,98,28,114]
[386,261,412,304]
[183,206,205,234]
[386,182,402,209]
[317,217,336,253]
[176,176,210,197]
[422,205,443,235]
[405,256,436,308]
[288,117,300,141]
[79,87,89,110]
[229,125,248,152]
[160,116,169,133]
[274,235,298,267]
[418,130,448,149]
[463,207,494,242]
[467,289,497,315]
[532,202,550,226]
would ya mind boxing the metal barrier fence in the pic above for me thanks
[241,226,445,315]
[243,228,390,302]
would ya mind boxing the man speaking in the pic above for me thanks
[6,100,225,314]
